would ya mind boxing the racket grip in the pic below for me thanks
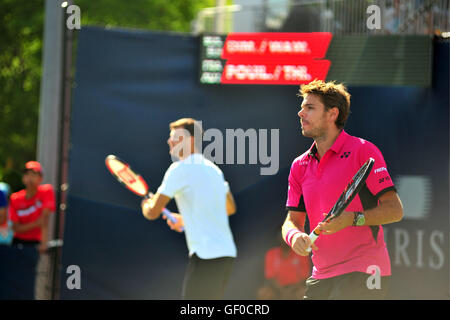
[162,208,184,232]
[162,208,177,223]
[305,230,320,253]
[145,193,184,232]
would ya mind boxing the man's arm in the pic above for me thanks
[282,210,306,235]
[163,212,184,232]
[38,209,51,253]
[362,190,403,225]
[141,193,171,220]
[318,190,403,234]
[282,210,317,256]
[226,191,236,216]
[0,208,6,225]
[12,216,45,233]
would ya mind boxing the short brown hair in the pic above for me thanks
[299,80,351,129]
[169,118,203,150]
[169,118,203,137]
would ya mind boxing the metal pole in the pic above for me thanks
[35,0,65,300]
[50,0,74,300]
[37,1,64,185]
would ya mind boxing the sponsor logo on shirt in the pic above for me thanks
[378,176,391,184]
[17,200,42,217]
[374,167,387,174]
[340,151,351,159]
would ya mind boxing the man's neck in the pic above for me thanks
[179,149,200,161]
[315,128,342,159]
[25,187,38,199]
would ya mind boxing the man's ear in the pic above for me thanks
[190,135,198,152]
[329,107,339,123]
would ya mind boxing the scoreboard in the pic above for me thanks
[199,33,432,87]
[199,33,332,85]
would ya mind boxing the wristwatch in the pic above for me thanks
[352,212,365,226]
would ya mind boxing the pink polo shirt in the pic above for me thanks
[286,130,395,279]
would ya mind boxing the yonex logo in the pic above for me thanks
[340,151,351,159]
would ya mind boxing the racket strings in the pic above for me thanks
[117,167,138,185]
[105,156,149,197]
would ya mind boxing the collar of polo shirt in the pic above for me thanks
[308,130,349,159]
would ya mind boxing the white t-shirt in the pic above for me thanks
[157,153,237,259]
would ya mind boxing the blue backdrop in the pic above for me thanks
[60,27,449,299]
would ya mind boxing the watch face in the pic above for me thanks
[357,214,365,226]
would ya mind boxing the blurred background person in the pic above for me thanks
[257,232,311,300]
[0,182,13,244]
[0,181,13,299]
[5,161,55,299]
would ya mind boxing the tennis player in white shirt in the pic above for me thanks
[141,118,237,300]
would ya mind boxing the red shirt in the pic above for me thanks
[9,184,56,241]
[286,130,395,279]
[265,247,311,286]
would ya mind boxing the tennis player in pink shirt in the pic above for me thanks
[282,80,403,299]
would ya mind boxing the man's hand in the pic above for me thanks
[317,212,353,235]
[257,285,276,300]
[38,241,48,254]
[0,208,7,225]
[141,193,171,220]
[35,214,47,227]
[163,213,184,232]
[291,232,318,256]
[140,196,152,211]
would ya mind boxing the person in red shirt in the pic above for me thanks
[257,235,311,300]
[6,161,56,299]
[9,161,56,252]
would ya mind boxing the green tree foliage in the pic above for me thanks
[0,0,214,191]
[0,0,44,192]
[76,0,215,31]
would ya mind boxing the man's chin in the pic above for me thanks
[24,184,38,189]
[301,129,312,137]
[169,152,180,161]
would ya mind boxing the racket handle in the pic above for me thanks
[305,229,320,253]
[162,208,184,232]
[146,193,184,232]
[162,208,177,224]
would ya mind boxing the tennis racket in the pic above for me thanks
[105,155,181,228]
[306,157,375,252]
